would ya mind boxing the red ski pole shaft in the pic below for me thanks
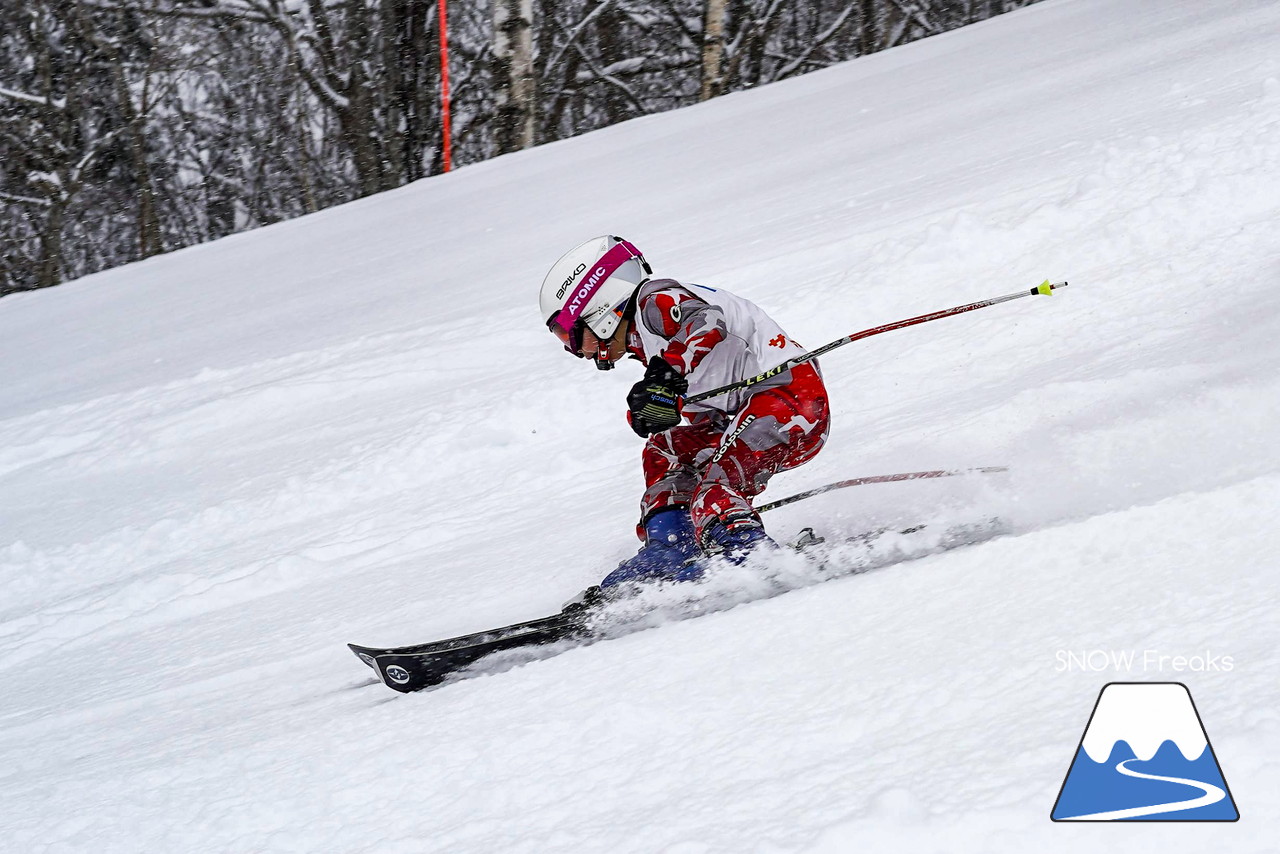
[685,280,1067,405]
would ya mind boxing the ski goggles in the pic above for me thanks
[548,316,588,356]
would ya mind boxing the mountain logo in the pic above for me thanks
[1052,682,1239,821]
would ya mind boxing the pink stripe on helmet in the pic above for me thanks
[551,239,642,333]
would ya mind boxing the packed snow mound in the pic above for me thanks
[2,0,1278,851]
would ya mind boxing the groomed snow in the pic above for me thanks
[2,0,1278,850]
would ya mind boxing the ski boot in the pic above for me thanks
[701,516,777,566]
[599,508,702,588]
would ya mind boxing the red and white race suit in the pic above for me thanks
[624,278,831,545]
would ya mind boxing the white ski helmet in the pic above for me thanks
[540,235,651,356]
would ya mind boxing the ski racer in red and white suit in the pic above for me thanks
[539,236,829,587]
[622,279,830,551]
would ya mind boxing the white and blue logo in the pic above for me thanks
[384,665,412,685]
[1052,682,1238,821]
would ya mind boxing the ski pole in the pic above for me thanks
[756,466,1008,514]
[685,280,1067,404]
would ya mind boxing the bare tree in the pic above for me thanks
[0,0,138,292]
[700,0,727,101]
[493,0,536,153]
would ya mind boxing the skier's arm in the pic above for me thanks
[636,286,730,375]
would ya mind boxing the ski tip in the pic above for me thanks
[348,643,381,671]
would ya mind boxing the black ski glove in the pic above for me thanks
[627,356,688,437]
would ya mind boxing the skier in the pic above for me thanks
[540,235,830,588]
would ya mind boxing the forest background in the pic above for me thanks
[0,0,1041,296]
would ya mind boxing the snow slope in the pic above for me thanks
[3,0,1279,850]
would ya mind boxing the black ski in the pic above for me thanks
[348,609,592,692]
[348,519,1002,693]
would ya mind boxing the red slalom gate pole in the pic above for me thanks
[685,280,1068,405]
[438,0,452,172]
[756,466,1008,514]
